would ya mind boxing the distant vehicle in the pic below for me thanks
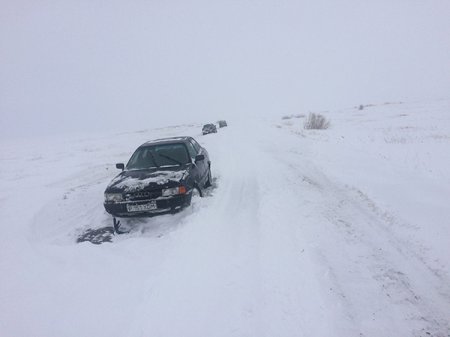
[202,123,217,135]
[104,136,212,232]
[218,120,228,128]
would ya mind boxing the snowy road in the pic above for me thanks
[1,102,450,337]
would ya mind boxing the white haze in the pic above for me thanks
[1,0,450,138]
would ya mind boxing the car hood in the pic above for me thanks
[106,167,188,193]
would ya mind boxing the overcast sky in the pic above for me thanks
[1,0,450,138]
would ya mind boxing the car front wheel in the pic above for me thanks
[187,186,202,206]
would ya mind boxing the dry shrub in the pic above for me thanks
[303,113,330,130]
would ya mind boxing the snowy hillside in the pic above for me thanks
[1,100,449,337]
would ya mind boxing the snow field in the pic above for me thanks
[1,100,450,336]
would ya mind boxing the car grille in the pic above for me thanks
[125,190,161,201]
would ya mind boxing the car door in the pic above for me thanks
[185,141,203,185]
[189,139,208,184]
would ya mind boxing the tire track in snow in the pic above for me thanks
[266,126,450,337]
[123,123,343,337]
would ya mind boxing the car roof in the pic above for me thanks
[140,136,193,147]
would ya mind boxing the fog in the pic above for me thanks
[1,0,450,139]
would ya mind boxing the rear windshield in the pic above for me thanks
[126,143,190,170]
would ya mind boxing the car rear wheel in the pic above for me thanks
[205,166,212,188]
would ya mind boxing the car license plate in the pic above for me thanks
[127,201,157,212]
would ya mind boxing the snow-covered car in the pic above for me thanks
[218,120,227,128]
[202,123,217,135]
[104,136,212,224]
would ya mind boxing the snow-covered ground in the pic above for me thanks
[1,100,449,337]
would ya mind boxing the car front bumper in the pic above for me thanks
[104,194,191,218]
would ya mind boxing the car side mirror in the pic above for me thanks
[116,163,125,171]
[195,154,205,162]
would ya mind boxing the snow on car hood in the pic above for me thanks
[107,168,187,192]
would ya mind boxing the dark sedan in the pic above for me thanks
[202,123,217,135]
[104,136,211,223]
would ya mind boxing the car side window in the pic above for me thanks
[185,142,197,159]
[190,139,201,153]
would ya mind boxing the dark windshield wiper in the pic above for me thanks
[157,153,183,166]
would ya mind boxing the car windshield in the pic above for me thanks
[126,143,190,170]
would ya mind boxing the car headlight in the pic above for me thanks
[104,193,123,202]
[162,186,187,197]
